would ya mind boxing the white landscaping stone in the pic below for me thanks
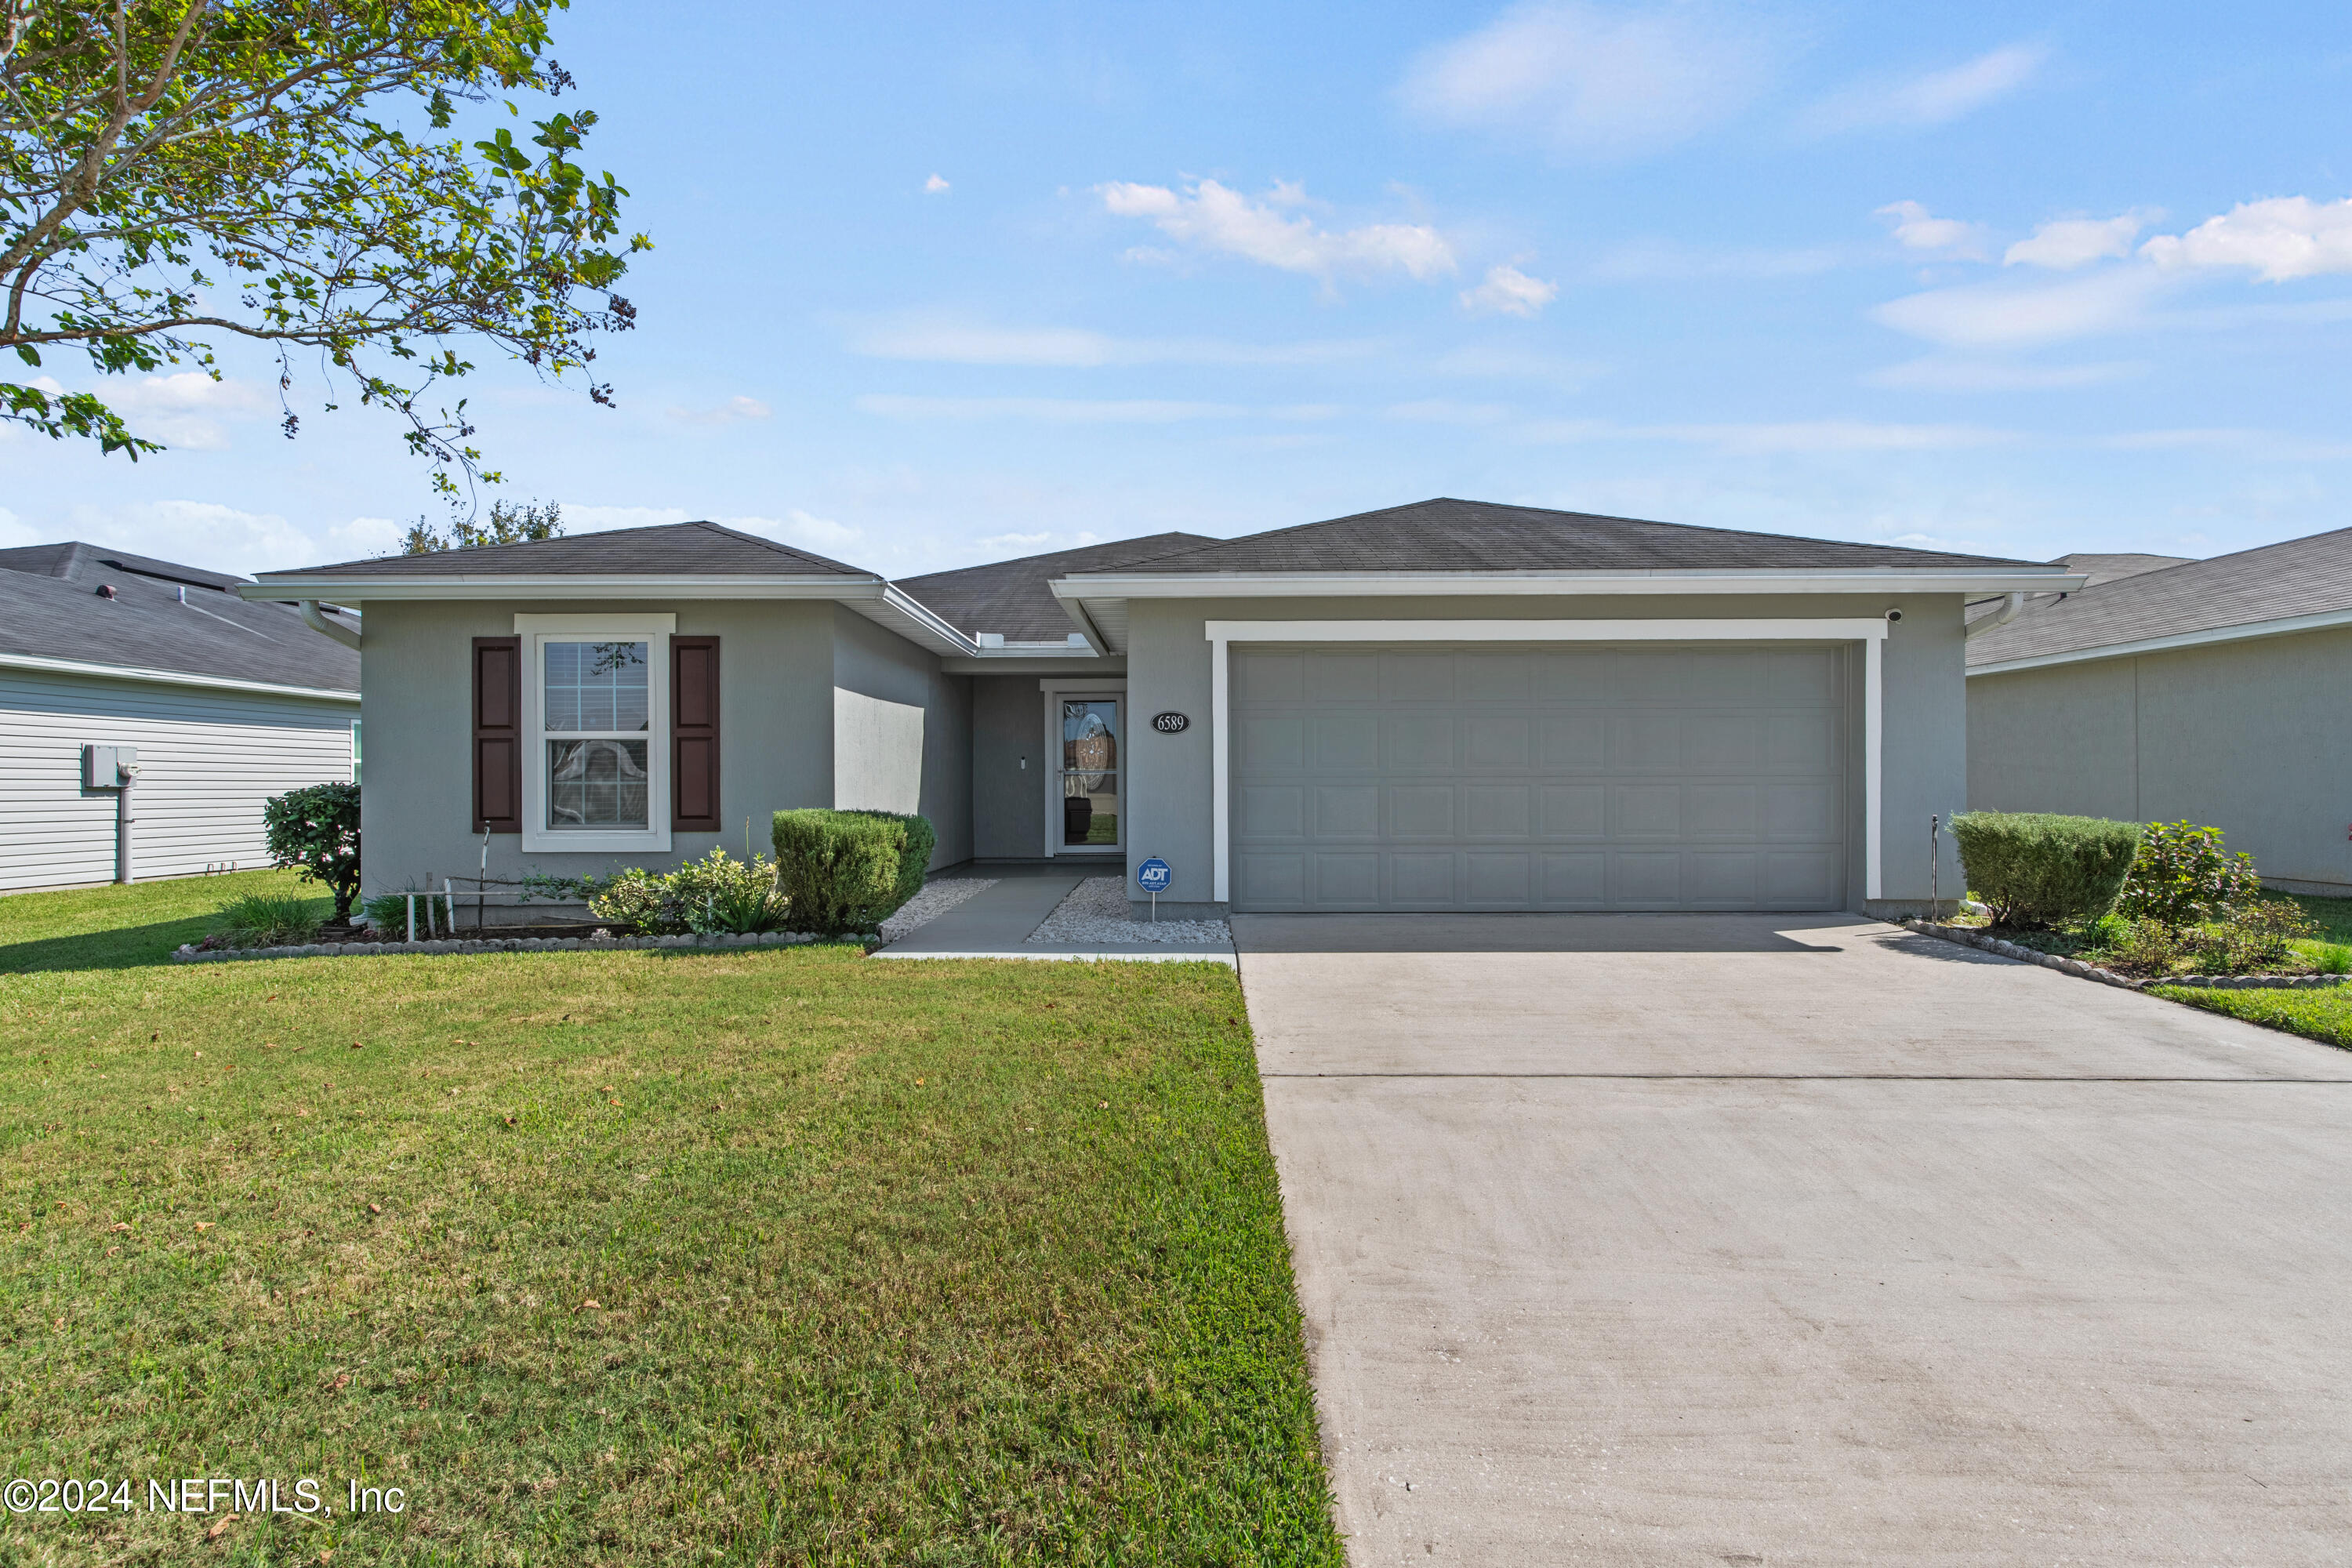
[1028,877,1232,946]
[879,877,998,943]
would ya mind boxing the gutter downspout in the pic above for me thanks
[300,599,362,650]
[1964,591,2026,640]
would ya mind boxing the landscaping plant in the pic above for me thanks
[1950,811,2142,928]
[205,891,325,949]
[2118,820,2263,931]
[2194,898,2318,974]
[772,808,936,935]
[260,781,363,921]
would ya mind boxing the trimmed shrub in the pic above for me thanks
[1951,811,2141,929]
[209,891,324,949]
[2118,820,2262,931]
[262,782,362,920]
[772,809,936,935]
[551,851,789,935]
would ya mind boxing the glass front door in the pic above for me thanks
[1059,698,1120,850]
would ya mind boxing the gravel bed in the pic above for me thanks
[878,877,997,943]
[1028,877,1231,946]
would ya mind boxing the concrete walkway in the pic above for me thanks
[874,866,1236,963]
[1235,913,2352,1565]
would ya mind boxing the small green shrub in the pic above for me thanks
[772,809,935,935]
[668,849,789,935]
[2096,917,2192,977]
[262,782,362,920]
[209,892,324,949]
[583,867,672,933]
[2195,899,2318,974]
[2314,943,2352,976]
[2118,821,2262,931]
[1950,811,2142,929]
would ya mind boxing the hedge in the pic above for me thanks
[771,808,936,935]
[1951,811,2142,928]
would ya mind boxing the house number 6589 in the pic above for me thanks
[1151,713,1189,734]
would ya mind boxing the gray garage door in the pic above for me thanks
[1229,644,1848,912]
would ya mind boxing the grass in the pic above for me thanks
[1,868,325,974]
[2268,889,2352,946]
[2150,983,2352,1050]
[0,887,1340,1564]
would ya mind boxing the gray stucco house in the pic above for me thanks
[1968,526,2352,896]
[241,499,2068,919]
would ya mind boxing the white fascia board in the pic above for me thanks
[1053,568,2082,598]
[940,655,1125,675]
[1965,605,2352,677]
[238,574,887,603]
[0,650,361,703]
[1202,617,1889,643]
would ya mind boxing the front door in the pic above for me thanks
[1058,697,1122,853]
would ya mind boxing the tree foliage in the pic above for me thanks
[261,780,362,920]
[401,494,557,551]
[0,0,649,496]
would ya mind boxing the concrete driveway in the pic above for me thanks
[1233,913,2352,1566]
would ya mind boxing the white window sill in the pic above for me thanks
[522,828,672,855]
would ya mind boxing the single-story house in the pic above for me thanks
[241,499,2071,919]
[1968,526,2352,896]
[1,543,361,891]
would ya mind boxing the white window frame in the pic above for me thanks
[1202,619,1889,903]
[1040,678,1128,858]
[517,613,676,853]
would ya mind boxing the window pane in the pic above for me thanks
[1062,771,1118,846]
[545,640,649,732]
[1060,699,1120,847]
[546,739,650,829]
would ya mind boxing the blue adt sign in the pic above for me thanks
[1136,858,1173,894]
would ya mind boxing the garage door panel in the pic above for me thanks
[1315,785,1381,837]
[1391,853,1455,902]
[1465,784,1533,838]
[1386,713,1454,768]
[1313,714,1379,770]
[1231,643,1846,913]
[1389,785,1455,837]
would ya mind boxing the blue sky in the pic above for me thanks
[7,0,2352,579]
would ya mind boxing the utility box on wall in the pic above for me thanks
[82,744,138,789]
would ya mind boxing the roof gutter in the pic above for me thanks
[1968,604,2352,677]
[1963,592,2026,640]
[0,650,359,703]
[1051,568,2086,599]
[238,573,891,602]
[299,599,362,650]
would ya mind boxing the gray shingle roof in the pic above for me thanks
[0,543,360,691]
[267,521,869,580]
[1969,527,2352,667]
[1061,498,2053,575]
[2060,552,2194,588]
[897,533,1215,640]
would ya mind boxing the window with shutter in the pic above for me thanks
[672,636,720,831]
[473,637,522,833]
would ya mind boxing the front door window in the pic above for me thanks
[1060,699,1120,848]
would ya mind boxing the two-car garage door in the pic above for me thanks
[1229,644,1850,913]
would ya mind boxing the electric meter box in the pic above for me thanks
[82,744,138,789]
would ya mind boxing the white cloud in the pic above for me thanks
[667,395,771,425]
[2142,196,2352,281]
[1460,263,1559,316]
[326,515,408,556]
[1516,418,2015,453]
[1400,2,1778,159]
[1097,179,1455,282]
[105,372,272,450]
[57,499,317,574]
[848,319,1378,367]
[856,394,1250,423]
[1806,42,2048,133]
[924,174,950,194]
[1870,268,2169,348]
[1877,201,1987,257]
[1866,358,2146,391]
[2005,213,2147,270]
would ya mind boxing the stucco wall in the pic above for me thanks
[828,607,971,868]
[1969,626,2352,891]
[1123,592,1973,916]
[359,598,835,899]
[970,674,1047,858]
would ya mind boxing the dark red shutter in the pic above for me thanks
[473,637,522,833]
[672,636,720,832]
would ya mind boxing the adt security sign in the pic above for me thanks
[1136,858,1173,894]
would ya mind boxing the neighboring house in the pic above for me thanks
[1968,527,2352,895]
[243,499,2067,918]
[1,543,361,892]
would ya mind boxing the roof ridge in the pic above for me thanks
[681,517,867,575]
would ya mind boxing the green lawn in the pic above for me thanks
[0,883,1341,1564]
[2270,888,2352,946]
[2151,982,2352,1050]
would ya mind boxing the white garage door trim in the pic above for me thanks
[1206,619,1889,906]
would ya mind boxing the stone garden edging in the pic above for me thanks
[172,931,839,963]
[1899,919,2347,993]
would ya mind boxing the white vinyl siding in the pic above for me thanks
[0,667,357,892]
